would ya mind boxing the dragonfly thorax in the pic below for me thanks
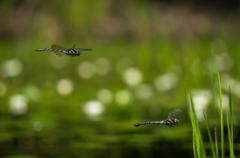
[165,118,179,126]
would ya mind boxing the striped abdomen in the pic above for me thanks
[133,121,165,127]
[35,48,65,53]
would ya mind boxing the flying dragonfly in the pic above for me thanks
[133,109,181,132]
[35,44,92,57]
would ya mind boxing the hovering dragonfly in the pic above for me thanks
[133,109,181,132]
[35,44,92,57]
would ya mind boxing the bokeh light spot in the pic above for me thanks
[215,94,229,110]
[34,121,43,131]
[77,61,95,79]
[123,68,143,87]
[97,89,113,104]
[56,78,73,96]
[214,53,233,71]
[135,84,154,99]
[190,89,212,121]
[95,58,111,75]
[2,59,23,77]
[83,101,104,120]
[154,72,178,92]
[25,86,42,101]
[9,94,28,115]
[115,89,132,106]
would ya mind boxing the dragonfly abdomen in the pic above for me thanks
[35,48,65,52]
[133,121,164,127]
[35,48,53,51]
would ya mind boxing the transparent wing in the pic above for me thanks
[51,44,66,57]
[51,44,67,50]
[158,124,168,132]
[75,48,92,51]
[168,109,182,118]
[53,51,65,57]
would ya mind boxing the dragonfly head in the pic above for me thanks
[75,50,81,56]
[174,118,179,124]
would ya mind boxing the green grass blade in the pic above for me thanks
[189,92,206,158]
[215,127,219,158]
[203,111,216,158]
[189,93,200,158]
[217,70,224,158]
[227,110,232,158]
[200,135,206,158]
[190,112,197,158]
[228,86,235,158]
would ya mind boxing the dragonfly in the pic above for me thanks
[35,44,92,57]
[133,109,181,132]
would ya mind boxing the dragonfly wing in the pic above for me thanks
[158,124,168,132]
[53,51,66,57]
[51,44,66,57]
[168,109,182,118]
[51,44,67,50]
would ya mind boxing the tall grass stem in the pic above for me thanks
[217,70,224,158]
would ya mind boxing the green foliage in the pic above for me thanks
[227,86,235,158]
[189,92,206,158]
[189,72,235,158]
[204,111,216,158]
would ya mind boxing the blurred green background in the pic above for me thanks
[0,0,240,157]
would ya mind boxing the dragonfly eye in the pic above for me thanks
[175,118,179,124]
[76,50,81,56]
